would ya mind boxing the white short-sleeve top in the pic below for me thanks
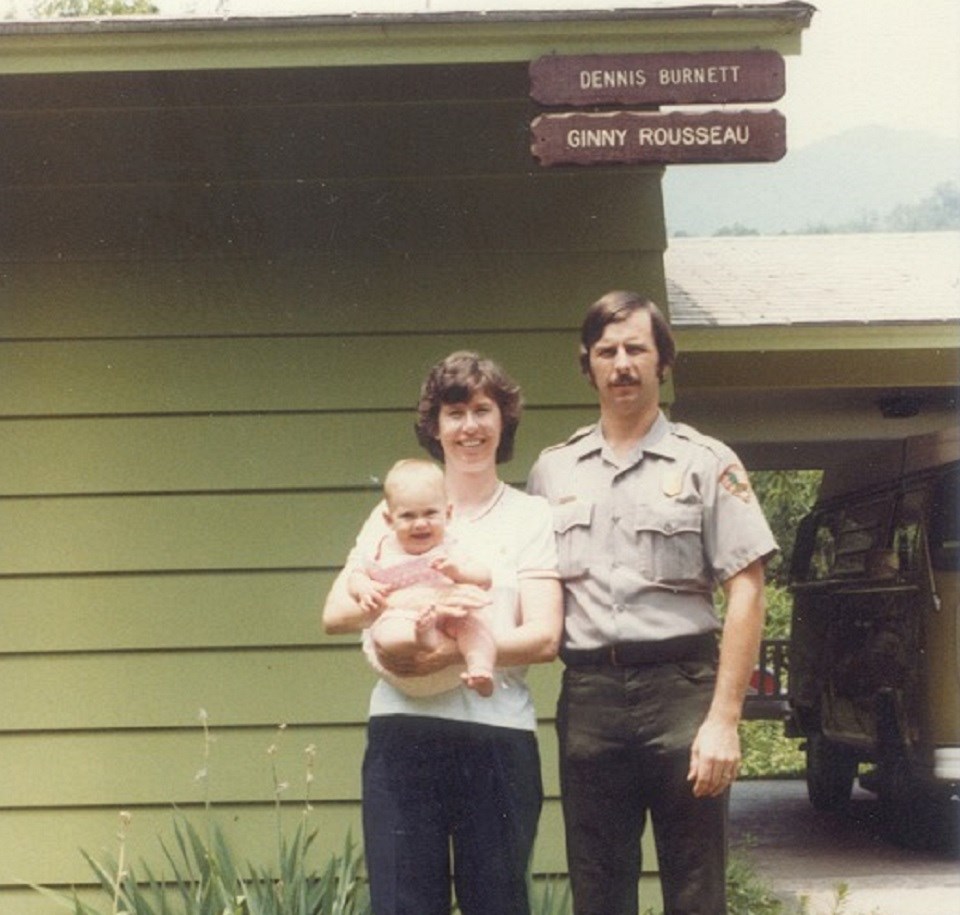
[348,482,558,732]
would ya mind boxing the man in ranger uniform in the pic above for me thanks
[528,291,777,915]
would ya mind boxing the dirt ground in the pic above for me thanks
[729,779,960,915]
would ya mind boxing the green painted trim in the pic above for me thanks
[676,323,960,352]
[676,348,959,389]
[0,11,811,75]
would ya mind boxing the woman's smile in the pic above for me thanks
[437,393,502,465]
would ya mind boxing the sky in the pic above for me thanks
[3,0,959,149]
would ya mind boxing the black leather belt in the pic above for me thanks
[560,632,717,668]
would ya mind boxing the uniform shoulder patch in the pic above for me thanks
[719,463,754,502]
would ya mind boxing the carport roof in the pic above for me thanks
[666,231,959,468]
[666,231,960,327]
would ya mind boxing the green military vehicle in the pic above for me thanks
[787,427,959,848]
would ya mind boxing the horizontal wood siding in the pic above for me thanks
[0,650,565,732]
[0,410,599,497]
[0,252,658,339]
[0,61,667,910]
[2,175,661,260]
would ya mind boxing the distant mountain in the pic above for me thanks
[662,125,960,236]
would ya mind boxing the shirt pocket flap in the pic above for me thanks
[631,503,706,587]
[552,500,593,580]
[553,499,594,535]
[632,503,702,537]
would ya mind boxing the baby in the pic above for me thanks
[348,458,497,696]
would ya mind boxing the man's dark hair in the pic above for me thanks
[579,290,677,382]
[415,351,522,464]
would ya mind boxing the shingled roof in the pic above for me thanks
[666,231,960,326]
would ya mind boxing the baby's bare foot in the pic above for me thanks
[461,671,494,697]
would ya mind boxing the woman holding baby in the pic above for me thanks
[322,350,562,915]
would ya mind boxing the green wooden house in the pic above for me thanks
[0,4,826,911]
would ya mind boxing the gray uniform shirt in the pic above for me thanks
[527,411,778,651]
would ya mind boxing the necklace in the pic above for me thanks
[453,480,506,523]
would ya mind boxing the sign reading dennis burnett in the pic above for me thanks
[530,51,785,107]
[530,110,786,167]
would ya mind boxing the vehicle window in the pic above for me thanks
[832,498,891,576]
[890,488,925,577]
[805,510,839,581]
[929,466,960,572]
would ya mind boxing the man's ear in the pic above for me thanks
[659,363,671,384]
[580,347,598,389]
[445,502,453,522]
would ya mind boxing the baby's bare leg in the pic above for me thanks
[371,611,437,658]
[450,615,497,697]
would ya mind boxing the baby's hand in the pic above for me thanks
[430,603,469,623]
[351,578,391,618]
[430,553,461,581]
[431,553,491,590]
[359,591,388,617]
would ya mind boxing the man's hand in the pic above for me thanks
[688,559,765,797]
[687,715,741,798]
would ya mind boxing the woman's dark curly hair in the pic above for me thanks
[414,351,523,464]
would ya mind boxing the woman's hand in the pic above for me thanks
[377,634,462,677]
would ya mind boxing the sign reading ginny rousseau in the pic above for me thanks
[529,50,785,107]
[530,110,786,167]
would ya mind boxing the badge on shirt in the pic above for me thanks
[719,463,753,502]
[661,468,684,498]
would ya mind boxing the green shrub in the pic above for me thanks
[740,719,805,779]
[726,856,787,915]
[32,711,575,915]
[32,715,370,915]
[33,813,370,915]
[29,705,805,915]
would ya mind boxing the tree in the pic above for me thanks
[752,469,821,586]
[887,182,960,232]
[30,0,157,15]
[715,470,821,638]
[713,222,760,237]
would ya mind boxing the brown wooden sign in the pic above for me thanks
[530,110,786,167]
[530,51,785,107]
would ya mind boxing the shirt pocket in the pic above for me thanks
[632,503,706,587]
[552,500,594,581]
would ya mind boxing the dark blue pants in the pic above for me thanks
[557,660,729,915]
[362,714,543,915]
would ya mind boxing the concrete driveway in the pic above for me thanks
[729,779,960,915]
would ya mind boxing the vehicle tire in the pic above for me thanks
[805,732,857,812]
